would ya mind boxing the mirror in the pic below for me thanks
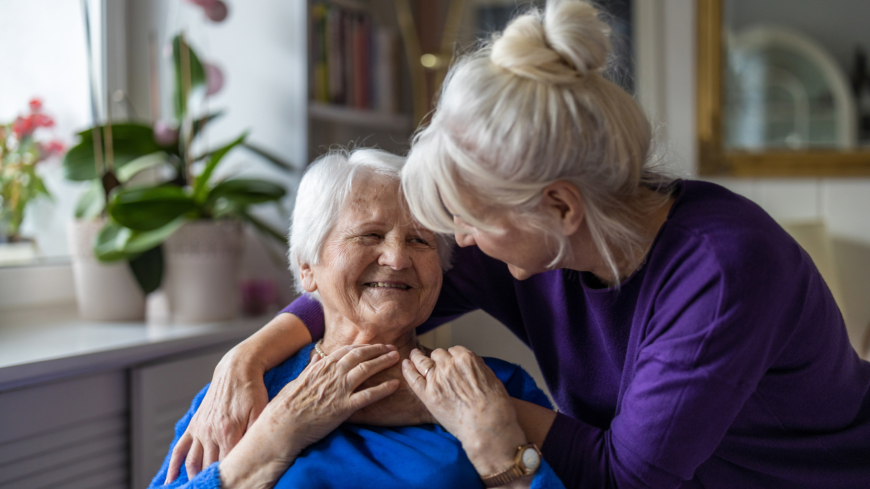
[697,0,870,176]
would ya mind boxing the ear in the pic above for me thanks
[541,181,584,236]
[299,260,317,293]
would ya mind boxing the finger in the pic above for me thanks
[349,379,400,411]
[402,359,428,396]
[166,432,193,484]
[430,347,453,364]
[337,344,399,371]
[347,349,400,387]
[409,348,436,378]
[202,440,219,469]
[185,439,204,481]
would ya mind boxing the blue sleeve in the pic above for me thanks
[147,384,223,489]
[531,460,567,489]
[485,357,553,410]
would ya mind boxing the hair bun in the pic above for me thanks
[490,0,611,83]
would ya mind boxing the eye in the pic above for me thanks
[410,237,430,245]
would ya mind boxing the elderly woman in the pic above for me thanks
[153,149,563,489]
[174,2,870,488]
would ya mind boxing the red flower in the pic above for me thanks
[33,113,55,128]
[12,116,34,138]
[29,98,43,112]
[43,140,65,155]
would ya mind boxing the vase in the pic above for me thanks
[68,219,146,321]
[163,220,244,323]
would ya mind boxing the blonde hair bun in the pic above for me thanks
[490,0,612,83]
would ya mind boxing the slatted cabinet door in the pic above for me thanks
[0,371,129,489]
[130,346,231,489]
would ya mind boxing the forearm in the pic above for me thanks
[458,400,556,489]
[512,398,557,448]
[226,313,312,374]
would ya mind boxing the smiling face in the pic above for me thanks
[300,173,442,342]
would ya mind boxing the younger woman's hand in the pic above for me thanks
[219,344,402,488]
[166,351,269,484]
[402,347,528,478]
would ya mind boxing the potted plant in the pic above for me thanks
[65,26,294,322]
[0,99,64,264]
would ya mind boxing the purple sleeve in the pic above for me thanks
[280,295,326,340]
[543,235,801,488]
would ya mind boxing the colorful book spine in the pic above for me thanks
[309,1,400,113]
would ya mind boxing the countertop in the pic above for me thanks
[0,303,269,391]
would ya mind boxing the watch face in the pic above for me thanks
[521,447,541,472]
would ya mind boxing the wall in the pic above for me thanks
[648,0,870,352]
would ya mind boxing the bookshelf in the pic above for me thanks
[306,0,415,161]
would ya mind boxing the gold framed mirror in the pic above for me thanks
[697,0,870,176]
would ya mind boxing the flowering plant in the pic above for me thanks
[63,1,294,294]
[0,99,65,240]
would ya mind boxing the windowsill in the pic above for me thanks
[0,303,268,391]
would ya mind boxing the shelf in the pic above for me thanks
[325,0,368,11]
[0,303,267,390]
[308,102,414,132]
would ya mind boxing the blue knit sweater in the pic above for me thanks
[149,343,565,489]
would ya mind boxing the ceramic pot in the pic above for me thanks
[68,219,146,321]
[164,220,243,323]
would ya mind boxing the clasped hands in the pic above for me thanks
[166,345,524,487]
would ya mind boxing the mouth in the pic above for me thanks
[363,282,412,290]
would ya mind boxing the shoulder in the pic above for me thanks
[263,344,316,399]
[483,357,553,409]
[652,180,808,290]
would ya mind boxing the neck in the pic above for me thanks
[319,313,422,360]
[564,191,674,286]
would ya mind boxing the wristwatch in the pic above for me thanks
[480,443,542,487]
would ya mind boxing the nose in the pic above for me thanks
[378,239,412,270]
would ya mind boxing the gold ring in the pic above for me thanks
[423,366,433,377]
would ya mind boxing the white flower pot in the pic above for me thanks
[68,219,146,321]
[164,220,243,323]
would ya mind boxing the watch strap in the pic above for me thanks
[480,444,541,487]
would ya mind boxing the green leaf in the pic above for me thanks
[117,152,170,183]
[94,221,134,261]
[74,180,106,219]
[94,218,186,262]
[124,218,186,254]
[108,186,197,231]
[241,142,297,171]
[63,123,163,181]
[173,34,207,119]
[207,178,286,207]
[128,246,163,294]
[192,111,224,142]
[193,133,247,204]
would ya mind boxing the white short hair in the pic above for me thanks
[402,0,672,283]
[288,148,453,301]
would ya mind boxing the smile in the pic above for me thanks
[364,282,411,290]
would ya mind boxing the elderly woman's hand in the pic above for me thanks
[403,347,529,481]
[219,344,401,488]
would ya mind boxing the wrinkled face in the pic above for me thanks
[303,174,442,335]
[446,192,557,281]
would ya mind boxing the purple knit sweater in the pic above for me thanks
[282,180,870,488]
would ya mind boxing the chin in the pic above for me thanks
[507,264,536,281]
